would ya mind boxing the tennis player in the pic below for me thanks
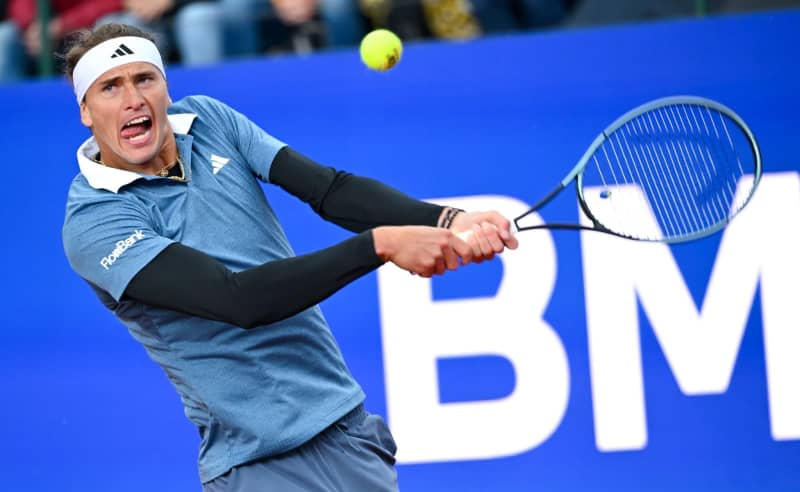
[61,23,517,491]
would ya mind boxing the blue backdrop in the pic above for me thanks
[0,9,798,491]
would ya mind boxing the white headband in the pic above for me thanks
[73,36,166,104]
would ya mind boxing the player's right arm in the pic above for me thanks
[63,192,470,330]
[124,224,470,329]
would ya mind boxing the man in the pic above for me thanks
[61,23,516,491]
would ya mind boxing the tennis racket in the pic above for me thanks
[464,95,762,244]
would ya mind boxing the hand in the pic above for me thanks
[449,210,519,261]
[271,0,318,25]
[372,226,473,277]
[23,21,40,55]
[23,19,62,56]
[125,0,174,22]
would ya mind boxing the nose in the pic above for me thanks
[122,83,145,111]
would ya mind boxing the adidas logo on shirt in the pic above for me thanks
[211,154,230,175]
[110,44,134,59]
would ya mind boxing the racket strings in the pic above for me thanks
[668,106,719,230]
[684,106,731,225]
[582,103,754,241]
[644,111,698,236]
[703,107,746,210]
[628,124,680,234]
[652,109,710,233]
[610,124,677,236]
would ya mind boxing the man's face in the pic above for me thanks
[79,61,171,169]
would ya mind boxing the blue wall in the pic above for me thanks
[0,9,798,491]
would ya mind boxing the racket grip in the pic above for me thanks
[456,221,517,242]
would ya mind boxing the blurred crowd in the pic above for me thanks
[0,0,798,83]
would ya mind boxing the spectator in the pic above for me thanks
[565,0,697,27]
[470,0,570,31]
[222,0,365,57]
[719,0,800,13]
[424,0,570,39]
[317,0,364,47]
[361,0,571,43]
[96,1,229,66]
[359,0,432,41]
[260,0,326,54]
[0,0,26,81]
[420,0,482,39]
[244,0,553,56]
[1,0,122,81]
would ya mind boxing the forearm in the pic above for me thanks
[269,147,446,232]
[124,232,384,329]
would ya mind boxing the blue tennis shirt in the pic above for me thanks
[62,95,365,483]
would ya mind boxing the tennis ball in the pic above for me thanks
[360,29,403,71]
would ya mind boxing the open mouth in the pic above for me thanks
[120,115,153,144]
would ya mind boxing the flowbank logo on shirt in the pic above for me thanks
[100,230,145,270]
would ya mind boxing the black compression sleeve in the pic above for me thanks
[269,147,444,232]
[124,233,384,329]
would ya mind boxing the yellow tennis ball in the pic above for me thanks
[360,29,403,71]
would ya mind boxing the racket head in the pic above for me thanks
[573,96,762,243]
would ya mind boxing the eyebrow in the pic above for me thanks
[95,69,158,88]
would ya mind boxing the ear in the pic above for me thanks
[164,79,172,105]
[79,101,92,128]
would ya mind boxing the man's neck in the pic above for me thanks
[96,132,177,176]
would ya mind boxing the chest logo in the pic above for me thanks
[211,154,230,175]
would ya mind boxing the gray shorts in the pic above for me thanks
[203,405,399,492]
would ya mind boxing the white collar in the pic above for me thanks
[76,113,197,193]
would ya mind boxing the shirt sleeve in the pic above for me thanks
[184,95,287,183]
[63,193,174,302]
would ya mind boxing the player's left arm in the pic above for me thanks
[197,96,515,255]
[269,147,517,256]
[268,146,447,231]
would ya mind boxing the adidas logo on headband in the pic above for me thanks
[110,44,134,59]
